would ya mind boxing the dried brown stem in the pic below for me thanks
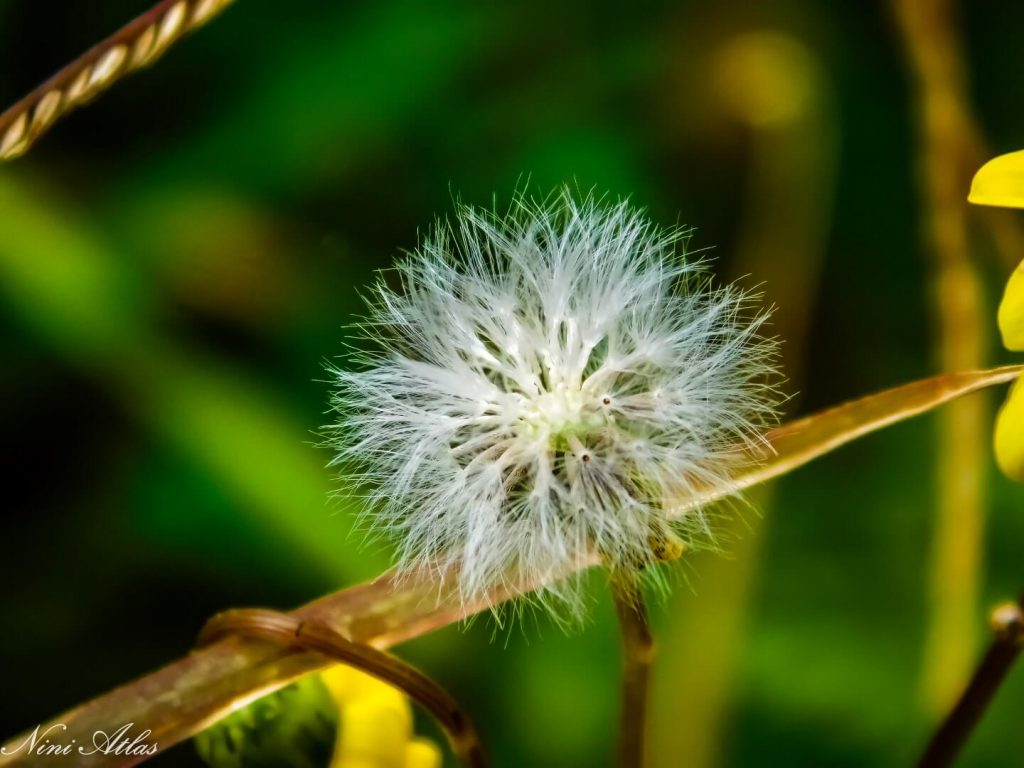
[917,595,1024,767]
[0,367,1020,767]
[0,0,235,161]
[611,575,654,768]
[198,608,487,768]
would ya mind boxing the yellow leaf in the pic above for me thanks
[999,262,1024,351]
[968,149,1024,209]
[995,380,1024,481]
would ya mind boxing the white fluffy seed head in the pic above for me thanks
[328,190,782,617]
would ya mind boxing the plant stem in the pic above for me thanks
[199,608,488,768]
[611,574,655,768]
[0,0,235,161]
[918,595,1024,767]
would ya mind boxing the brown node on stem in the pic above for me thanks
[989,601,1024,645]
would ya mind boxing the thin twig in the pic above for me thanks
[0,0,235,161]
[198,608,488,768]
[610,573,655,768]
[918,595,1024,767]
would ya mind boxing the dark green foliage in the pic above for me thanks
[194,676,337,768]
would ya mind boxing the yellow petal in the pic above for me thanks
[403,739,443,768]
[331,699,411,768]
[999,261,1024,351]
[995,380,1024,482]
[321,665,408,712]
[968,150,1024,209]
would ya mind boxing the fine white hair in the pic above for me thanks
[329,190,781,616]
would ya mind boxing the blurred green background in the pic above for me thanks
[2,0,1024,765]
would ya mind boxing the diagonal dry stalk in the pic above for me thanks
[0,0,235,161]
[0,366,1020,768]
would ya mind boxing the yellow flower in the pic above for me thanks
[969,149,1024,210]
[194,664,441,768]
[994,379,1024,482]
[998,262,1024,353]
[322,665,442,768]
[968,150,1024,480]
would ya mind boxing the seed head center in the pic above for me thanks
[518,382,605,440]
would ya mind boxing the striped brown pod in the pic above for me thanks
[0,0,235,162]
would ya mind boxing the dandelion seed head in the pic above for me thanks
[328,190,782,617]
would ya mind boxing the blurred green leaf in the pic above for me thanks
[194,674,336,768]
[0,175,376,585]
